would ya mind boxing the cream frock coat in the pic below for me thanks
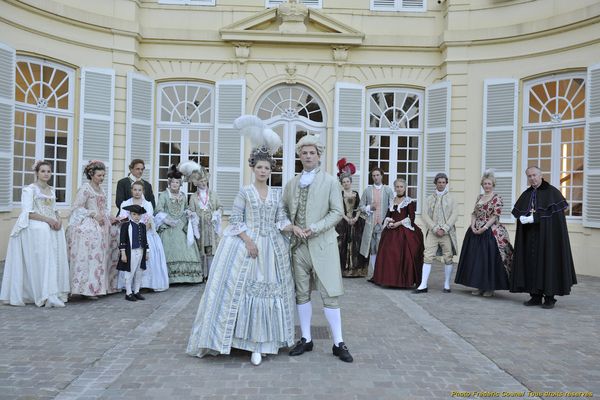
[283,169,345,297]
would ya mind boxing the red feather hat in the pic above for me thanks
[336,158,356,179]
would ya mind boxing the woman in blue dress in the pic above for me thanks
[187,116,295,366]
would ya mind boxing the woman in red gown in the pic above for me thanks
[372,178,424,288]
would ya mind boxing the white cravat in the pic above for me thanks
[299,169,318,188]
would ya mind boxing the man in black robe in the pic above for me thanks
[115,159,155,214]
[511,166,576,309]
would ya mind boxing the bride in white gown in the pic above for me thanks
[0,160,70,307]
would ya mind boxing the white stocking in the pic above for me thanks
[444,264,453,290]
[297,302,312,342]
[324,307,343,346]
[417,263,431,290]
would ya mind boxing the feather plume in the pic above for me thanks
[178,160,201,178]
[234,115,282,153]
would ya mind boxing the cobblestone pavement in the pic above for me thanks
[1,263,598,400]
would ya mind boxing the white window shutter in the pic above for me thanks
[78,67,115,211]
[482,79,518,223]
[0,42,15,211]
[424,81,451,200]
[584,63,600,228]
[214,79,245,213]
[126,72,154,183]
[371,0,396,10]
[334,82,365,192]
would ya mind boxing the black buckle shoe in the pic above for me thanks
[289,338,313,356]
[134,292,145,301]
[413,288,428,294]
[332,342,353,363]
[442,288,452,293]
[523,297,542,306]
[125,294,137,302]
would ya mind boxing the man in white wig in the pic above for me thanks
[283,135,353,363]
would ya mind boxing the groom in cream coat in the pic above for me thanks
[283,135,353,363]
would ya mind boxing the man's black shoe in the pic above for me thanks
[134,292,145,300]
[125,294,137,302]
[332,342,353,363]
[523,297,542,306]
[289,338,313,356]
[413,288,428,294]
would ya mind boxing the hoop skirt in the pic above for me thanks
[455,194,513,291]
[372,199,424,288]
[186,186,295,357]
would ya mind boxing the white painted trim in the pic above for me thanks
[158,0,215,5]
[0,42,15,212]
[482,78,518,223]
[78,67,115,213]
[333,82,365,188]
[126,72,155,183]
[266,0,322,9]
[584,62,600,228]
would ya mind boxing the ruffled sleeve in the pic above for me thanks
[10,185,35,237]
[223,189,248,236]
[69,185,93,226]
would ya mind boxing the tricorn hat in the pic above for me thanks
[122,204,147,215]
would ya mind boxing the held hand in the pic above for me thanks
[110,217,121,225]
[303,228,314,238]
[292,225,307,239]
[120,253,127,263]
[245,239,258,258]
[436,228,445,237]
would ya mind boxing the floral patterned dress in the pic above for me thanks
[455,193,514,291]
[67,183,120,296]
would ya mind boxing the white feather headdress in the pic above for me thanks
[234,115,282,153]
[178,160,207,181]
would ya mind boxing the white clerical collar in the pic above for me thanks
[373,183,383,190]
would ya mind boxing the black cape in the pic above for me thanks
[510,179,576,296]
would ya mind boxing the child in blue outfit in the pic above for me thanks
[117,204,149,301]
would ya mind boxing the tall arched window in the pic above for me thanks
[13,57,74,204]
[255,84,326,187]
[366,88,423,199]
[156,82,214,192]
[523,73,585,218]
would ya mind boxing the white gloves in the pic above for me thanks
[519,215,534,224]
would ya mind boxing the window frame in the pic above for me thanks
[521,72,587,220]
[370,0,427,13]
[266,0,322,9]
[155,81,215,194]
[13,56,75,208]
[365,87,424,211]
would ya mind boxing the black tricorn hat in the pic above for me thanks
[122,204,147,215]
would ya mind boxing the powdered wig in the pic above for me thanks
[433,172,448,185]
[248,146,277,169]
[480,169,496,187]
[295,135,325,157]
[83,160,106,180]
[178,160,208,182]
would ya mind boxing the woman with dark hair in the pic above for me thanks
[67,160,120,298]
[155,165,202,284]
[187,115,295,366]
[1,160,70,307]
[335,158,368,277]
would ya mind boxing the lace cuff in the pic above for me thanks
[223,221,248,236]
[400,217,414,231]
[211,210,223,236]
[69,207,93,227]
